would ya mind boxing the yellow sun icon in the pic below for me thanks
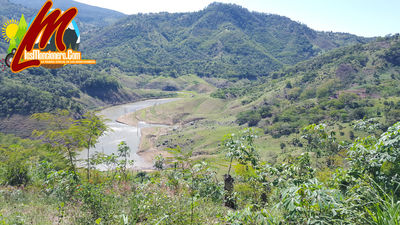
[2,19,19,43]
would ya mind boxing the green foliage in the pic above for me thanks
[278,178,345,224]
[153,154,165,170]
[383,39,400,65]
[3,122,400,224]
[0,145,29,186]
[263,153,315,187]
[85,3,370,78]
[302,124,340,158]
[116,141,134,181]
[44,170,78,202]
[236,110,262,126]
[354,117,384,136]
[348,122,400,193]
[366,195,400,225]
[236,105,271,126]
[0,78,82,117]
[223,36,400,139]
[224,206,277,224]
[32,110,85,177]
[223,128,259,175]
[77,184,118,223]
[0,132,66,186]
[79,111,109,180]
[81,75,120,99]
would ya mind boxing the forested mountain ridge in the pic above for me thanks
[0,1,374,136]
[86,2,372,78]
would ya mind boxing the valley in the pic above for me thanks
[0,0,399,224]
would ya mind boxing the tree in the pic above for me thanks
[280,142,286,153]
[302,124,341,167]
[223,128,259,176]
[79,112,108,181]
[32,110,85,179]
[116,141,133,181]
[222,128,259,209]
[348,122,400,193]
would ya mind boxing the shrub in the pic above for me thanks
[236,110,261,127]
[0,145,30,186]
[3,161,29,186]
[224,207,277,225]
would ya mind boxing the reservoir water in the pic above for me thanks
[80,98,177,170]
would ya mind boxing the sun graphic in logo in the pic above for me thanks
[2,19,19,43]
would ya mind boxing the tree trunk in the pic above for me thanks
[87,147,90,181]
[87,136,92,181]
[224,174,236,209]
[67,147,78,181]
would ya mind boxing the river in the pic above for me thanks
[81,98,178,170]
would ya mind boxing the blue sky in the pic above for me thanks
[75,0,399,37]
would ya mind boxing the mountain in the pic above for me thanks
[0,1,379,137]
[85,2,372,79]
[9,0,126,27]
[0,1,156,137]
[219,35,400,137]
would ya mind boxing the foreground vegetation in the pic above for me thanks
[0,2,398,224]
[1,107,400,224]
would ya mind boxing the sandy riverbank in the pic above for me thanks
[137,127,172,163]
[116,114,173,166]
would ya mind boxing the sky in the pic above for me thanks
[74,0,400,37]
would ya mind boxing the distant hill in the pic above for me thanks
[218,35,400,137]
[0,1,381,136]
[9,0,126,27]
[86,2,372,79]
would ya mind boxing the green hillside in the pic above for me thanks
[215,34,400,137]
[0,1,371,131]
[1,1,400,224]
[86,2,371,79]
[0,0,168,134]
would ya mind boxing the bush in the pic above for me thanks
[77,184,118,223]
[0,145,30,186]
[348,122,400,193]
[259,106,272,118]
[3,162,29,186]
[224,207,277,224]
[236,110,261,127]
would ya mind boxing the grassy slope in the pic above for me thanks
[128,36,400,172]
[131,93,287,171]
